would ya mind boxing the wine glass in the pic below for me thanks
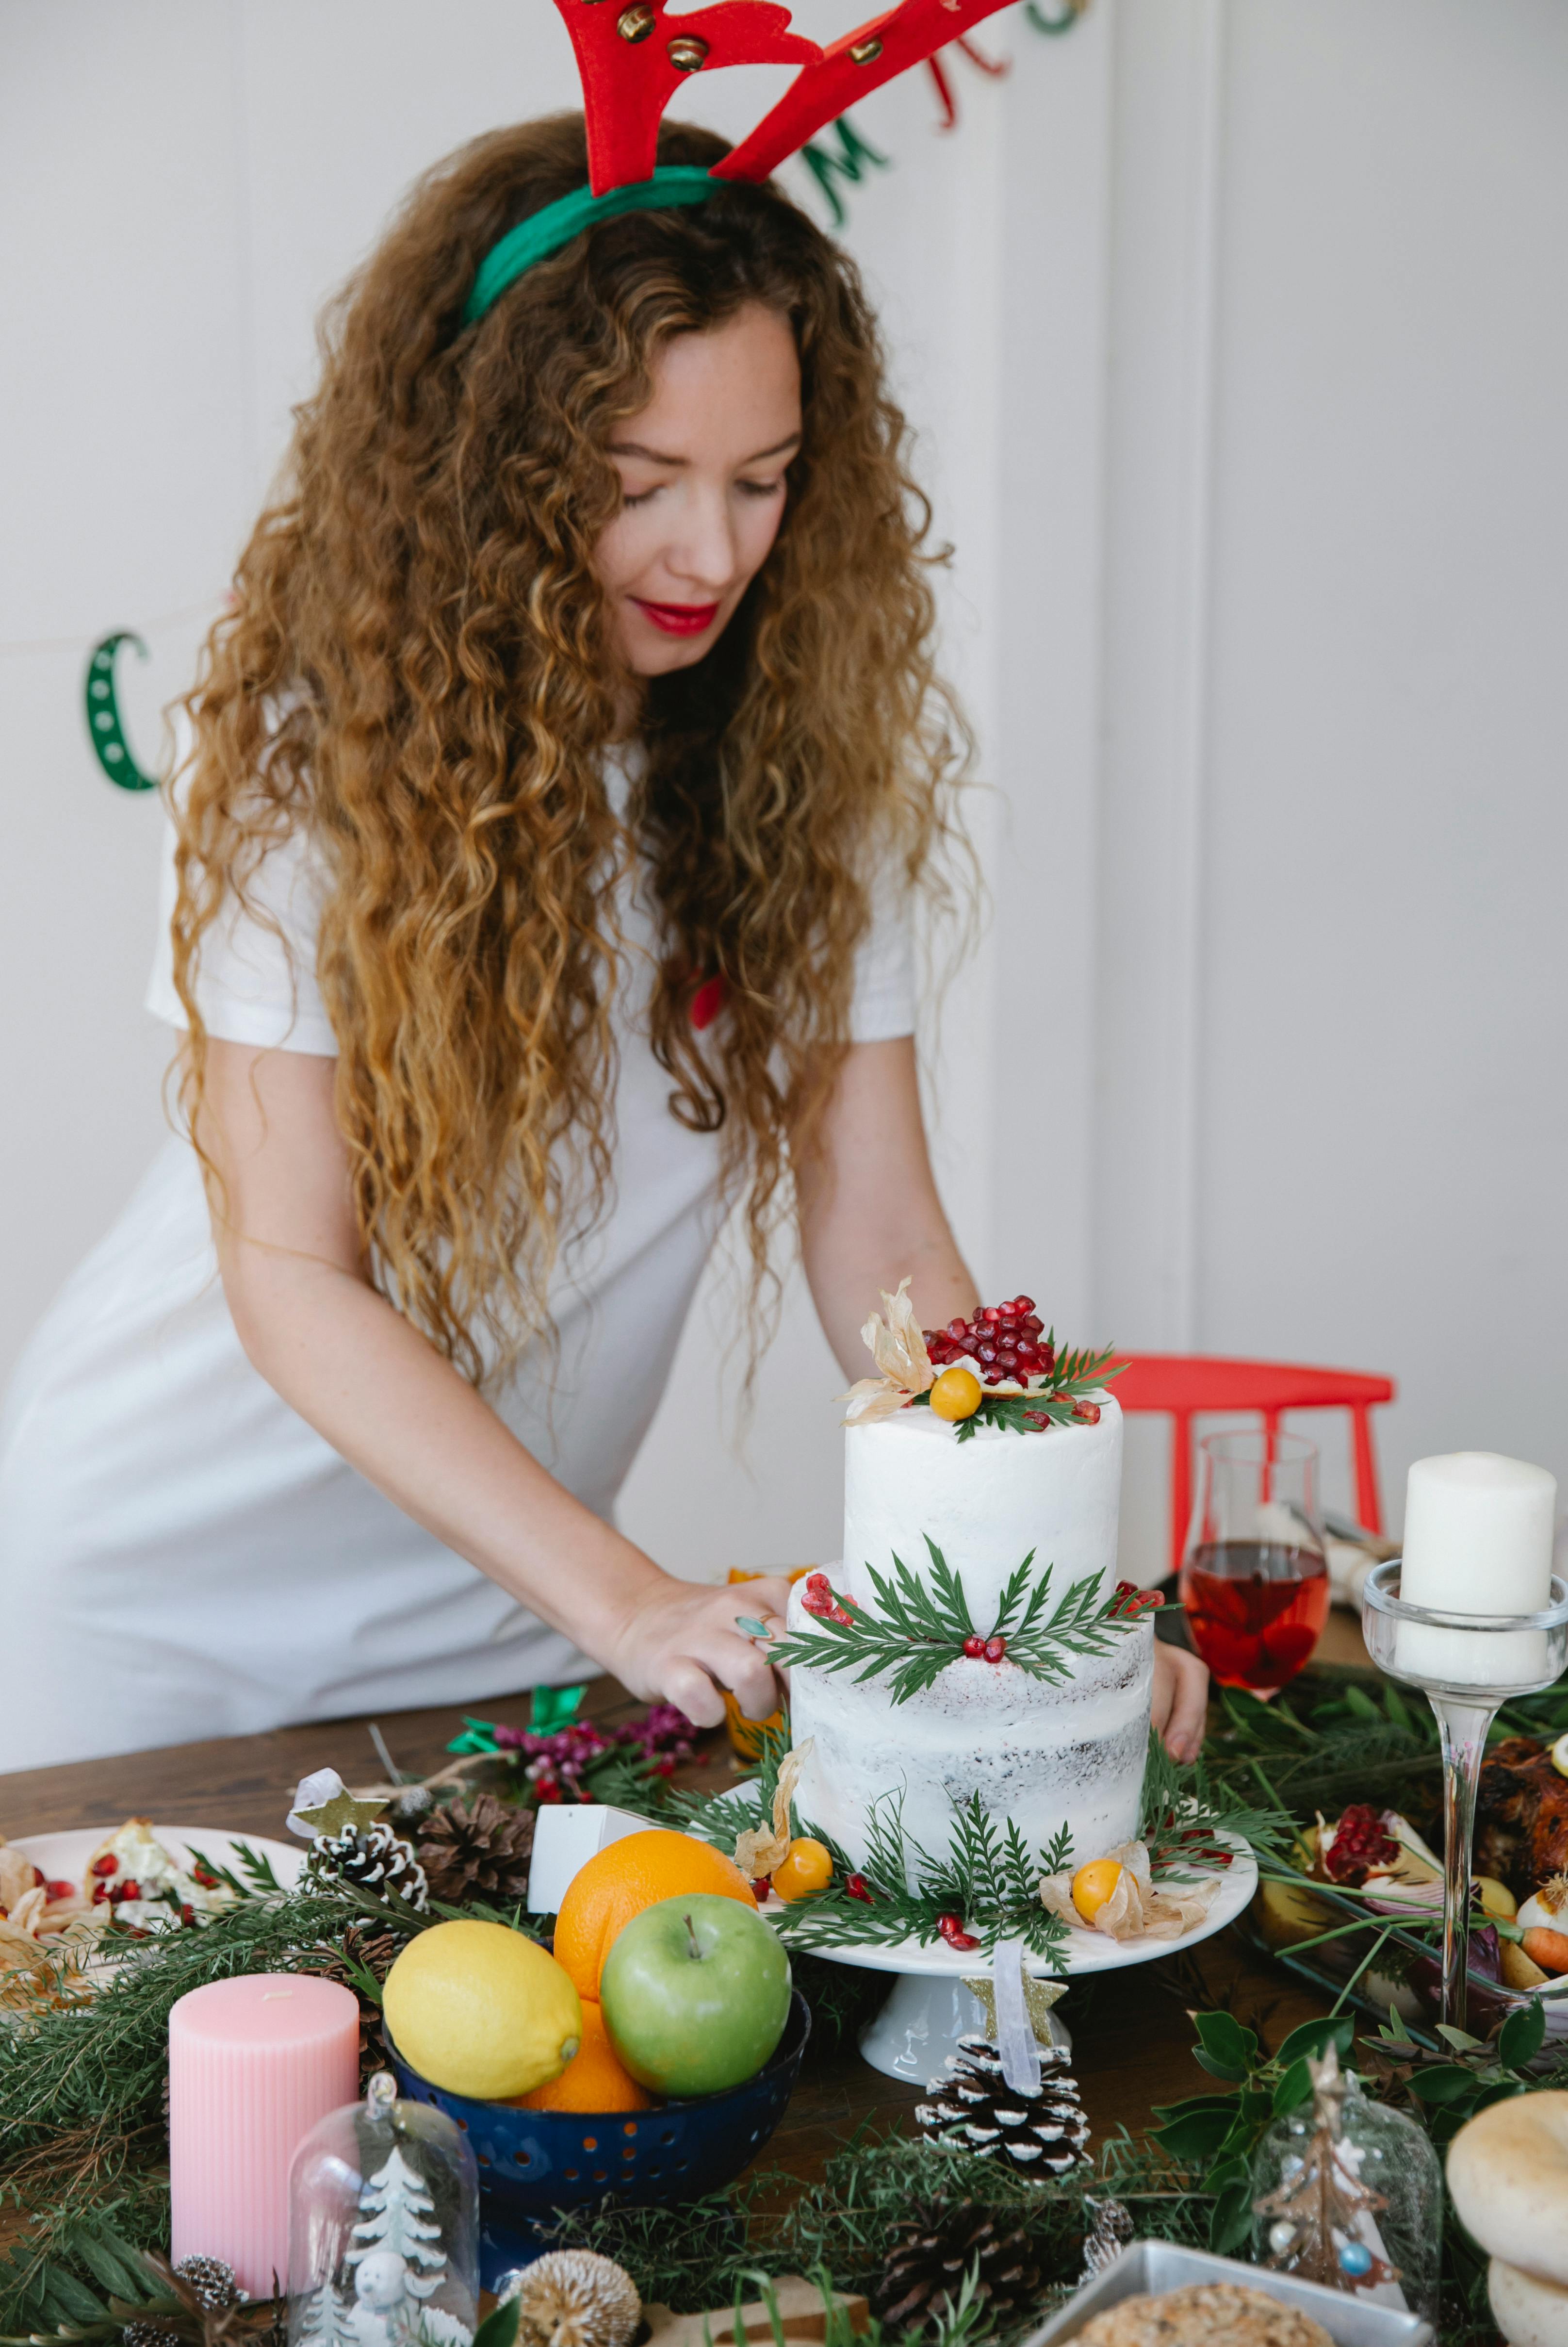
[1179,1429,1330,1690]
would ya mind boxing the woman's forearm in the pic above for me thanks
[227,1248,661,1658]
[197,1035,786,1726]
[796,1038,979,1379]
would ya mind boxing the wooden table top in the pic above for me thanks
[0,1638,1357,2189]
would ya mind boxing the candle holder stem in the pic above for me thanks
[1426,1689,1500,2032]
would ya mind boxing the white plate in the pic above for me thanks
[710,1784,1256,1976]
[12,1824,303,1896]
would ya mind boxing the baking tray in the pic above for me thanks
[1020,2242,1434,2346]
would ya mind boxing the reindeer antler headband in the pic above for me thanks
[463,0,1020,321]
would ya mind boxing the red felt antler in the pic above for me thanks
[552,0,821,194]
[712,0,1018,184]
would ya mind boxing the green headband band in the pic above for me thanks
[463,164,720,323]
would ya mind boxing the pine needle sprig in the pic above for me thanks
[944,1342,1126,1444]
[1138,1732,1295,1877]
[764,1542,1140,1705]
[774,1790,1071,1962]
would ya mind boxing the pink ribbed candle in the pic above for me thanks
[169,1973,360,2296]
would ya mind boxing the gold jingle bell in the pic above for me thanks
[848,36,883,62]
[617,4,655,39]
[667,34,709,69]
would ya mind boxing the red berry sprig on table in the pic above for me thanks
[922,1296,1052,1390]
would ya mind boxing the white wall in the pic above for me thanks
[3,0,1566,1591]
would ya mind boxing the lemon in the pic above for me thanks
[383,1919,582,2101]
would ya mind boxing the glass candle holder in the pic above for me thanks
[288,2072,478,2347]
[1361,1559,1568,2028]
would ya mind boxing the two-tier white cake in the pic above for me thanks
[788,1390,1154,1876]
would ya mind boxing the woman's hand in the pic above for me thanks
[1152,1638,1209,1764]
[604,1572,792,1731]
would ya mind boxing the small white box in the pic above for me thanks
[526,1804,654,1913]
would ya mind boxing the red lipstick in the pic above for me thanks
[632,597,721,637]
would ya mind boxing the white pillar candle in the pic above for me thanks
[1398,1452,1557,1686]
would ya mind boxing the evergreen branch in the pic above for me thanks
[764,1545,1141,1706]
[950,1345,1126,1444]
[1138,1732,1295,1876]
[775,1792,1071,1963]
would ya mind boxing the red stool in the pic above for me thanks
[1107,1355,1397,1584]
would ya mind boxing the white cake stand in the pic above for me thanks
[758,1833,1258,2083]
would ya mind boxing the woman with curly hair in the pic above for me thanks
[0,115,1209,1772]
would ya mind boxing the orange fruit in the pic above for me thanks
[772,1838,833,1903]
[1071,1858,1124,1923]
[553,1829,756,2001]
[512,1999,653,2113]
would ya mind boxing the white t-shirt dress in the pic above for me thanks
[0,754,914,1770]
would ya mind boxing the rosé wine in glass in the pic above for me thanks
[1178,1431,1329,1691]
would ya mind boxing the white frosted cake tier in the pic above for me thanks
[840,1396,1124,1614]
[788,1607,1154,1879]
[789,1393,1152,1877]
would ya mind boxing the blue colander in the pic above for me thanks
[388,1990,811,2289]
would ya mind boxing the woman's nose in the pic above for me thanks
[665,486,739,590]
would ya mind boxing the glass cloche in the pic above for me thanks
[289,2073,478,2347]
[1250,2045,1441,2326]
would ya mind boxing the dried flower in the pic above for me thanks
[735,1744,813,1880]
[1038,1840,1220,1942]
[841,1277,936,1425]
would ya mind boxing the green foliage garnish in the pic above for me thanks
[764,1540,1139,1705]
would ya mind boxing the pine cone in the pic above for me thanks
[417,1792,536,1906]
[915,2035,1090,2177]
[303,1822,428,1910]
[298,1924,401,2088]
[874,2199,1041,2332]
[172,2261,240,2314]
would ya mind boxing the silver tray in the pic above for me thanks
[1020,2242,1435,2346]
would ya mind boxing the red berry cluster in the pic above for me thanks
[961,1634,1010,1663]
[1322,1803,1401,1886]
[923,1296,1052,1389]
[800,1571,855,1625]
[1108,1581,1165,1621]
[937,1910,980,1951]
[845,1872,874,1904]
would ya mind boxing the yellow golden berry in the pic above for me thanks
[771,1838,834,1903]
[929,1367,983,1423]
[1071,1858,1124,1923]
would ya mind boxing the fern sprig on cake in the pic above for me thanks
[749,1539,1156,1706]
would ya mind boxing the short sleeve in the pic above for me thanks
[847,857,916,1043]
[144,717,338,1057]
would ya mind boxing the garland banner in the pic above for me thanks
[80,0,1091,792]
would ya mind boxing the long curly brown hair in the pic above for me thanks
[173,113,971,1385]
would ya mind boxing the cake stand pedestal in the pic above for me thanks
[774,1836,1258,2084]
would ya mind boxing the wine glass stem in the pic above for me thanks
[1427,1690,1500,2031]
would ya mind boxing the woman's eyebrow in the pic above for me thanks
[607,432,803,467]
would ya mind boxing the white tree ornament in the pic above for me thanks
[347,2147,448,2302]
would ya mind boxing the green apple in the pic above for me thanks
[599,1892,792,2097]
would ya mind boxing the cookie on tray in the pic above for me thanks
[1077,2280,1334,2347]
